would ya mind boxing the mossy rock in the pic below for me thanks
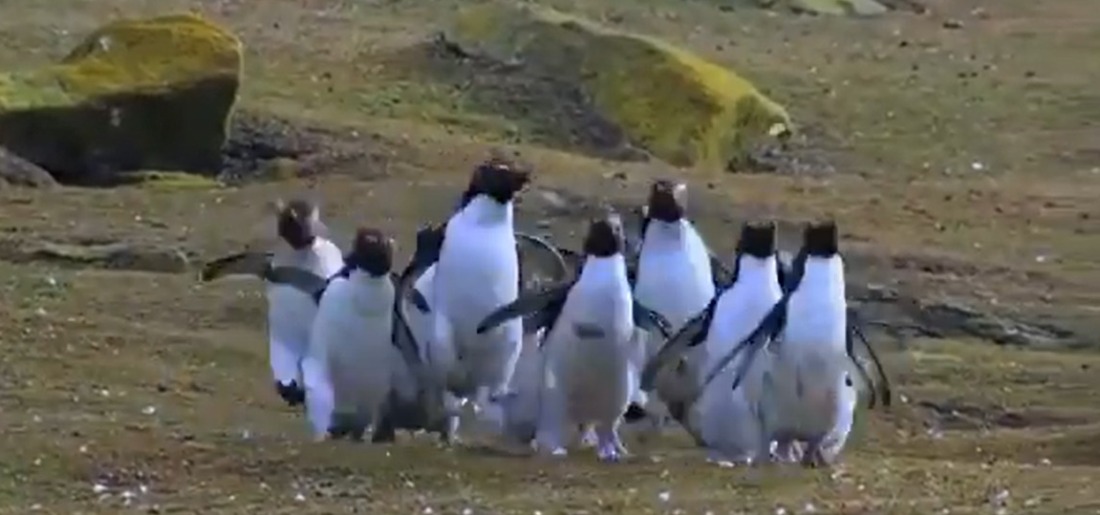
[444,2,792,171]
[0,14,242,184]
[789,0,889,16]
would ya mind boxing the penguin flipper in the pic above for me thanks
[199,250,273,282]
[640,297,718,391]
[708,251,733,289]
[847,307,892,409]
[476,283,572,335]
[523,292,568,337]
[632,300,672,339]
[388,274,423,362]
[264,266,330,301]
[397,224,445,314]
[714,297,788,393]
[515,232,570,285]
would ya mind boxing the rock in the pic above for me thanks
[0,14,242,185]
[790,0,889,16]
[444,2,791,171]
[0,237,192,274]
[0,146,57,188]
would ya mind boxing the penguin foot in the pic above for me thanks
[328,413,368,442]
[800,445,833,469]
[597,441,623,463]
[623,403,648,423]
[274,380,306,407]
[705,451,737,469]
[579,426,598,448]
[439,416,462,446]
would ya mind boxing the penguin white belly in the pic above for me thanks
[321,280,404,418]
[761,300,850,447]
[635,246,714,333]
[691,283,782,462]
[695,367,766,463]
[266,237,345,388]
[434,226,522,393]
[405,264,436,363]
[539,279,633,429]
[267,285,321,386]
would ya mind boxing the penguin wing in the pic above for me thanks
[633,301,673,339]
[264,266,331,301]
[846,306,893,409]
[476,283,573,335]
[707,251,733,289]
[716,296,789,393]
[639,296,719,391]
[515,232,570,287]
[199,250,273,282]
[396,224,446,314]
[388,273,424,369]
[523,291,569,338]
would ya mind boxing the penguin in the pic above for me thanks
[709,221,892,467]
[406,158,546,444]
[475,211,673,461]
[626,179,725,436]
[199,198,344,409]
[301,228,428,443]
[638,221,785,464]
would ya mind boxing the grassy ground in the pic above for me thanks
[1,0,1099,513]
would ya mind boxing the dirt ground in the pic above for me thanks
[1,0,1098,513]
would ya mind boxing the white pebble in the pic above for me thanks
[141,406,157,415]
[294,493,305,502]
[92,484,109,494]
[658,491,671,502]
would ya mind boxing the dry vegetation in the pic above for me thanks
[1,0,1098,513]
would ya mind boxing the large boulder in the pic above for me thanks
[788,0,889,16]
[0,14,242,184]
[444,2,791,171]
[0,145,57,188]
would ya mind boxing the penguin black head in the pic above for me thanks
[583,211,625,258]
[736,221,777,258]
[346,227,394,277]
[464,158,531,205]
[646,179,687,223]
[803,220,839,257]
[274,198,319,251]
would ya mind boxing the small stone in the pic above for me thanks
[943,19,964,29]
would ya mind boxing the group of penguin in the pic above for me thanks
[201,158,892,467]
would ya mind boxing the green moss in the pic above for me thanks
[447,2,791,170]
[0,13,242,183]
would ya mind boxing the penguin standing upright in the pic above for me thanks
[476,211,672,461]
[303,228,427,443]
[626,180,726,434]
[714,221,892,467]
[200,198,344,410]
[414,159,537,443]
[640,221,785,464]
